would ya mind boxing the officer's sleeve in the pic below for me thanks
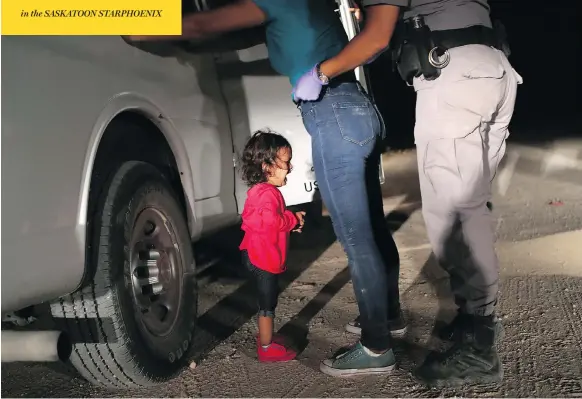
[360,0,410,7]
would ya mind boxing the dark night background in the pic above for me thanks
[368,0,582,150]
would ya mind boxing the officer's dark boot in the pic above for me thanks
[437,310,504,343]
[416,315,503,388]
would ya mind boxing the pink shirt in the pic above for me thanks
[239,183,298,274]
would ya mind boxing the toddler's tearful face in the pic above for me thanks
[266,147,293,187]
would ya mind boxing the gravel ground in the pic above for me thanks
[3,142,582,398]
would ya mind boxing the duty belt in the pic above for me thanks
[391,19,511,84]
[431,25,500,52]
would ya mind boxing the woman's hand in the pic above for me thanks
[292,66,325,102]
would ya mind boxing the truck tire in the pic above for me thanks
[50,161,197,389]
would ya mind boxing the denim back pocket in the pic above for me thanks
[332,101,377,146]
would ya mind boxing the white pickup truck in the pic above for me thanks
[1,0,374,389]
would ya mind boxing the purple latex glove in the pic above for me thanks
[292,65,326,102]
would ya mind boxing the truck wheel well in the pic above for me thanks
[81,111,188,286]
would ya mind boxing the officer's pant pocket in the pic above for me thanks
[421,134,489,208]
[415,83,483,143]
[332,101,377,146]
[421,138,459,200]
[435,78,503,139]
[460,61,505,80]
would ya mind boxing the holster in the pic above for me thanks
[392,20,438,84]
[391,18,512,85]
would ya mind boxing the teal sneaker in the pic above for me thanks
[320,342,396,377]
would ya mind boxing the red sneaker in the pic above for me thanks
[257,342,297,363]
[255,333,285,345]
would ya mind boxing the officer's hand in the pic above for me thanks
[124,35,181,42]
[124,35,158,41]
[349,7,363,22]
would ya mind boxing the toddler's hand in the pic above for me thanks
[293,211,306,233]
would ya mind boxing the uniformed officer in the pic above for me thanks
[293,0,522,387]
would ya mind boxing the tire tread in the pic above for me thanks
[50,161,195,389]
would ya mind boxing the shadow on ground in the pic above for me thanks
[190,185,423,364]
[5,271,582,397]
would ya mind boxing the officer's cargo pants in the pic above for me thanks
[413,44,522,316]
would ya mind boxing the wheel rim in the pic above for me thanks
[130,207,182,338]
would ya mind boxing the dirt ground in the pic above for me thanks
[3,147,582,398]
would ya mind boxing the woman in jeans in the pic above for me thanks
[129,0,403,377]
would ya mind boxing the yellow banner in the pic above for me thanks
[2,0,182,35]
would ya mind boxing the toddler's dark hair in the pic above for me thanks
[241,129,291,186]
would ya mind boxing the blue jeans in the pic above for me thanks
[299,81,400,351]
